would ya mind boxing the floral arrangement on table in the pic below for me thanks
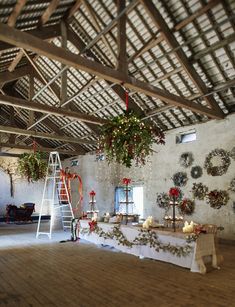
[97,111,165,168]
[206,189,229,209]
[80,225,192,257]
[191,182,208,200]
[17,152,47,182]
[185,224,205,243]
[169,187,183,202]
[228,178,235,192]
[204,148,231,176]
[178,198,195,216]
[179,152,194,168]
[172,171,188,187]
[156,192,170,211]
[190,166,203,179]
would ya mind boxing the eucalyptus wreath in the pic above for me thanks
[179,152,194,168]
[97,111,165,168]
[229,178,235,192]
[204,148,231,176]
[18,152,47,182]
[156,192,170,210]
[172,171,188,187]
[206,189,229,209]
[178,198,195,216]
[191,182,208,200]
[190,166,203,179]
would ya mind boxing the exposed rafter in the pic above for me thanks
[0,94,107,125]
[0,23,223,119]
[0,125,96,145]
[140,0,224,118]
[7,0,27,27]
[39,0,60,27]
[0,142,81,156]
[0,66,31,87]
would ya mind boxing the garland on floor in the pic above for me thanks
[80,225,192,257]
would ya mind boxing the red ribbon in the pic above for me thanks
[89,220,97,232]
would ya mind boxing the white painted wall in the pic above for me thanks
[0,157,45,216]
[64,113,235,240]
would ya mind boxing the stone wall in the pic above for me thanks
[64,113,235,240]
[0,157,45,216]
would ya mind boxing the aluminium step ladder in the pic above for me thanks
[36,151,74,239]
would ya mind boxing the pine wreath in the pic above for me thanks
[229,178,235,192]
[229,147,235,161]
[191,166,203,179]
[192,182,208,200]
[204,148,230,176]
[172,172,188,187]
[156,192,170,210]
[206,190,229,209]
[178,198,195,215]
[179,152,194,168]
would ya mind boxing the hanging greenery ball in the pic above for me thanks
[191,182,208,200]
[178,198,195,215]
[179,152,194,168]
[206,189,229,209]
[98,111,165,168]
[18,152,47,182]
[172,172,188,187]
[204,148,230,176]
[156,192,170,210]
[190,166,203,179]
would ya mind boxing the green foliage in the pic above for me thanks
[18,152,47,182]
[98,111,165,168]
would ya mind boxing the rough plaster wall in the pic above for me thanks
[64,113,235,240]
[0,157,45,216]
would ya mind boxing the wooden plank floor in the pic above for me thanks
[0,223,235,307]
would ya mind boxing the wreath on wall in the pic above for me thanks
[18,152,47,182]
[97,111,165,168]
[190,166,203,179]
[172,172,188,187]
[206,189,229,209]
[178,198,195,215]
[191,182,208,200]
[229,147,235,161]
[204,148,231,176]
[179,152,194,168]
[156,192,170,210]
[229,178,235,192]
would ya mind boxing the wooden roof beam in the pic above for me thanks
[0,66,31,86]
[0,142,81,156]
[117,0,127,74]
[0,22,223,119]
[39,0,60,27]
[0,125,96,145]
[0,94,107,125]
[140,0,224,118]
[7,0,27,27]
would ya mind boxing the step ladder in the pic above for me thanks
[36,151,74,239]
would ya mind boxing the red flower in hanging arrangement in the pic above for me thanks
[122,178,131,185]
[89,190,96,196]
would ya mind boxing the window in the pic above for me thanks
[176,129,196,144]
[114,186,144,218]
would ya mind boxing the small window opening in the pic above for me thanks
[176,129,196,144]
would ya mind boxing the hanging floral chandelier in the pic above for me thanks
[97,111,165,168]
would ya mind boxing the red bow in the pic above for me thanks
[89,220,97,232]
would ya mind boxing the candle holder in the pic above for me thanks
[87,190,99,219]
[168,187,182,232]
[119,178,135,225]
